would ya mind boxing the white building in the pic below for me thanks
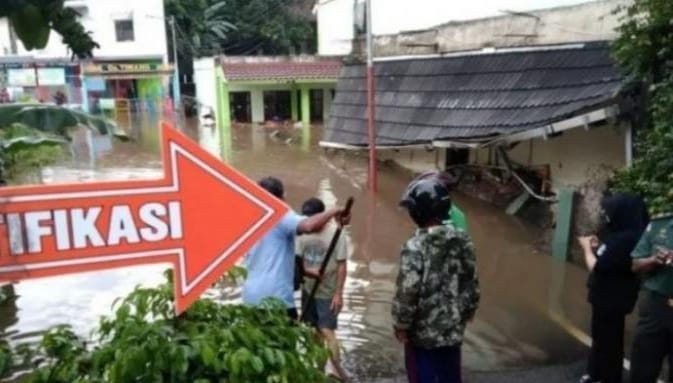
[0,0,173,113]
[2,0,168,62]
[314,0,608,56]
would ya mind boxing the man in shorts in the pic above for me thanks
[298,197,350,381]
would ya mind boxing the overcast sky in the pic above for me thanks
[372,0,594,35]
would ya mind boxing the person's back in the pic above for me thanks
[394,224,479,348]
[243,210,303,309]
[393,178,480,383]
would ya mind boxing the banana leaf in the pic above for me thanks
[2,135,67,153]
[0,104,128,141]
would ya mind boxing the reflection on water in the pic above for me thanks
[0,119,595,381]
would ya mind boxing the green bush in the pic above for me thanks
[3,270,330,382]
[611,0,673,215]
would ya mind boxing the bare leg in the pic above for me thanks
[320,328,348,381]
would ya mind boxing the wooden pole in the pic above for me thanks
[365,0,377,192]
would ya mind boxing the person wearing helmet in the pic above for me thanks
[413,170,467,231]
[392,179,481,383]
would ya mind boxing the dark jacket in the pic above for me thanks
[587,193,649,313]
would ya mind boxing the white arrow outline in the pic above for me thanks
[0,139,277,297]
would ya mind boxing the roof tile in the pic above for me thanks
[324,42,624,146]
[222,60,342,81]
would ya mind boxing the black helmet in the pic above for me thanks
[399,179,451,227]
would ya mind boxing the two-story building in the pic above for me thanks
[0,0,173,116]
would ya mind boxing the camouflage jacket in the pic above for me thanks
[392,225,480,349]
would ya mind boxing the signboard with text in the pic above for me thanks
[84,63,174,75]
[0,123,287,314]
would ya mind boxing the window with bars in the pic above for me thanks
[115,19,135,42]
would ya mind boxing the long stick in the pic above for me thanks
[300,197,354,322]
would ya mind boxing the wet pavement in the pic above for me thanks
[0,119,602,382]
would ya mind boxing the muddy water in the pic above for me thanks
[0,120,595,381]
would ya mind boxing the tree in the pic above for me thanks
[217,0,316,56]
[166,0,315,58]
[166,1,237,58]
[165,0,316,96]
[612,0,673,216]
[0,0,98,58]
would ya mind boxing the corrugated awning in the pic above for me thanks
[323,41,624,148]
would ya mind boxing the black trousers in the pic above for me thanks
[630,291,673,383]
[588,307,626,383]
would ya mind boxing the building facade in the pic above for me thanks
[320,0,636,260]
[313,0,618,56]
[0,0,173,119]
[321,0,633,186]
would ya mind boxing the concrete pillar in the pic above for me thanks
[300,86,311,127]
[215,73,232,163]
[251,88,265,124]
[290,86,298,121]
[322,88,333,121]
[302,123,311,152]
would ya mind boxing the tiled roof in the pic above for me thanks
[221,60,342,81]
[324,42,624,146]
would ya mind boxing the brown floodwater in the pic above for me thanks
[0,118,599,381]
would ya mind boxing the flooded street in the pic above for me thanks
[0,120,597,381]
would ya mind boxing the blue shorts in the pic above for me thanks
[301,292,338,330]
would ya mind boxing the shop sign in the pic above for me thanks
[84,63,173,75]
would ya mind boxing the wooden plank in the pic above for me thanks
[552,188,575,261]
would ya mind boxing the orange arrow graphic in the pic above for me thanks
[0,122,287,314]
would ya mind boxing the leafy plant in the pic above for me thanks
[611,0,673,215]
[166,0,237,58]
[4,270,330,382]
[0,123,65,182]
[0,104,128,185]
[0,0,98,58]
[0,104,126,140]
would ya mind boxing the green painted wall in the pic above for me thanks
[290,86,298,121]
[301,86,310,127]
[137,78,163,99]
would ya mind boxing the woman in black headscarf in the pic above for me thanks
[577,193,650,383]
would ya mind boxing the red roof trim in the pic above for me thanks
[221,61,342,81]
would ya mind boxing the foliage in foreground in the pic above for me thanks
[0,123,65,182]
[1,271,330,383]
[611,0,673,215]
